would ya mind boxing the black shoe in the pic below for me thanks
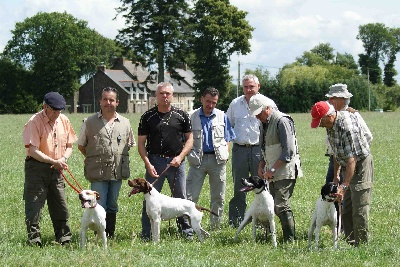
[140,234,151,242]
[28,241,42,248]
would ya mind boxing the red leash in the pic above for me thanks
[59,168,83,194]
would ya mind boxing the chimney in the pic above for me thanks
[97,65,106,72]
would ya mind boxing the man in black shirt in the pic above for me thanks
[137,82,194,240]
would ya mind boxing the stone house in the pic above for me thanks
[75,57,195,113]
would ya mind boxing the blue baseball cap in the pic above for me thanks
[44,92,66,110]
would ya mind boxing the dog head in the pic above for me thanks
[240,176,267,192]
[128,178,152,196]
[321,182,339,202]
[79,190,100,208]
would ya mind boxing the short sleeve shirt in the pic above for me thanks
[138,106,191,156]
[23,110,78,159]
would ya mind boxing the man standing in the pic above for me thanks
[137,82,194,240]
[311,101,373,246]
[78,87,136,238]
[226,74,262,227]
[23,92,77,247]
[249,94,302,242]
[186,88,236,230]
[324,83,373,184]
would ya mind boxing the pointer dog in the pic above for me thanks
[79,190,107,249]
[128,178,217,242]
[233,176,277,247]
[307,182,338,249]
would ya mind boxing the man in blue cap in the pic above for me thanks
[23,92,78,247]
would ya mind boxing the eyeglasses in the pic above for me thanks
[47,105,63,112]
[319,116,328,127]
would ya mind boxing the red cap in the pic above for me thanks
[310,101,332,128]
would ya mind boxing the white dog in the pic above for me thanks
[79,190,107,249]
[307,182,338,249]
[128,178,217,242]
[233,176,277,247]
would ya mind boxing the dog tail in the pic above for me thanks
[195,205,219,217]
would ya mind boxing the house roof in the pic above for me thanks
[90,58,195,95]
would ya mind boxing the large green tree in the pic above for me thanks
[357,23,390,85]
[188,0,253,102]
[3,12,120,100]
[116,0,189,83]
[0,57,38,114]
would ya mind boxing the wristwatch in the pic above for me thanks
[340,184,348,190]
[63,155,69,162]
[270,168,276,173]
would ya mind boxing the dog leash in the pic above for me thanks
[59,168,83,194]
[151,164,171,186]
[337,200,342,237]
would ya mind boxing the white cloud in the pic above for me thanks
[1,0,399,82]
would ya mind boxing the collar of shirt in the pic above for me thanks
[97,111,121,121]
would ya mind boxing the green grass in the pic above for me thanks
[0,111,399,266]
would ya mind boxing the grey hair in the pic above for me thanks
[157,82,174,93]
[242,74,260,85]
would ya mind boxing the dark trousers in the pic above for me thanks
[24,157,71,245]
[141,154,193,239]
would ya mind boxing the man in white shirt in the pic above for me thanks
[226,74,262,227]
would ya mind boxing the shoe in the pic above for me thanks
[140,234,151,242]
[61,240,71,246]
[347,240,356,246]
[185,233,194,241]
[28,241,42,248]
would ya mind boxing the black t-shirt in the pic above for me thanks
[138,106,192,156]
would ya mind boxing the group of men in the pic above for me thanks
[23,75,373,248]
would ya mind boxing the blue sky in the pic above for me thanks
[1,0,399,82]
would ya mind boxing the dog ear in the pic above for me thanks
[94,191,100,200]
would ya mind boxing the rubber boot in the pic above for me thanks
[105,212,116,238]
[278,211,296,242]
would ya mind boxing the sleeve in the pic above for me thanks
[224,115,236,142]
[182,111,192,133]
[138,113,150,136]
[23,118,40,148]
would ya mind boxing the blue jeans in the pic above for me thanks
[141,154,193,239]
[91,180,122,213]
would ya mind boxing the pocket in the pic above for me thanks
[120,155,130,178]
[215,144,229,161]
[187,149,201,166]
[192,129,202,140]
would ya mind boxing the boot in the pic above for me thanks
[278,211,296,242]
[105,212,116,238]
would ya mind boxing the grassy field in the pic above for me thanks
[0,111,399,267]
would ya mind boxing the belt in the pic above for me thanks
[152,153,179,158]
[203,151,215,154]
[235,143,258,147]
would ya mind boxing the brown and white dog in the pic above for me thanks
[128,178,217,242]
[233,176,277,247]
[307,182,338,249]
[79,190,107,249]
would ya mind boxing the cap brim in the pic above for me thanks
[310,118,321,128]
[251,106,263,116]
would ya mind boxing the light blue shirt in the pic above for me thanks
[199,108,236,153]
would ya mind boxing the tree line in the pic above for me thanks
[0,0,399,114]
